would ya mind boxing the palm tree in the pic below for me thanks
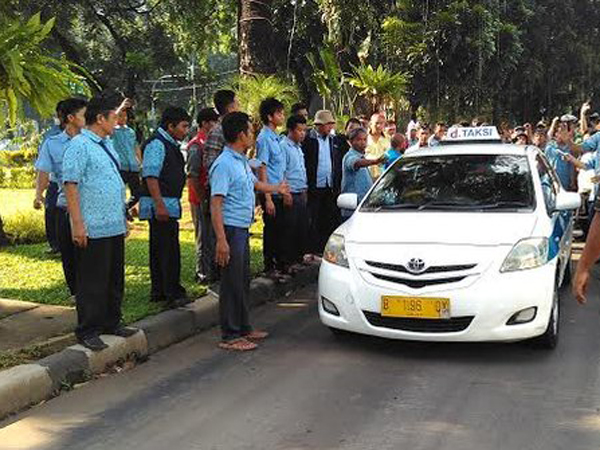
[348,64,409,114]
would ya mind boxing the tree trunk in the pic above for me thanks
[238,0,276,75]
[0,215,9,246]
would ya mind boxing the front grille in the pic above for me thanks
[371,273,467,288]
[365,260,476,275]
[363,311,474,333]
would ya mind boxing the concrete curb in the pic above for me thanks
[0,262,319,421]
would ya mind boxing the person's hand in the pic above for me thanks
[155,202,169,222]
[574,266,590,304]
[33,195,44,210]
[71,220,87,248]
[283,193,293,208]
[376,155,387,165]
[277,181,290,196]
[215,238,230,267]
[265,198,276,216]
[582,102,592,114]
[125,221,132,239]
[524,123,532,131]
[117,98,133,113]
[591,175,600,184]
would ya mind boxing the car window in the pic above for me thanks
[535,153,558,215]
[361,153,535,212]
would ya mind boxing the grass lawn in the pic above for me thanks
[0,188,264,324]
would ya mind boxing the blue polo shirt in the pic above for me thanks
[111,125,139,172]
[139,128,183,220]
[384,148,402,169]
[342,148,373,204]
[62,129,127,239]
[316,132,332,188]
[544,141,575,189]
[209,146,258,229]
[256,126,286,185]
[582,133,600,153]
[39,124,63,182]
[281,136,307,193]
[35,131,75,209]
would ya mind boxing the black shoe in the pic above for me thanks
[109,326,138,338]
[79,335,108,352]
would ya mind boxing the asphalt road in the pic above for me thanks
[3,272,600,450]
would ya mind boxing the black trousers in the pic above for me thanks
[74,235,124,340]
[283,192,308,265]
[219,226,252,341]
[45,181,59,251]
[56,208,76,296]
[200,198,219,281]
[307,188,340,254]
[120,171,141,210]
[149,218,186,301]
[261,196,286,271]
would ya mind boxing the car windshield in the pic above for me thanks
[361,153,535,212]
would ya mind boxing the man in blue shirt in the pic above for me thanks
[256,97,288,274]
[112,105,141,215]
[384,133,407,169]
[545,122,579,191]
[34,98,87,297]
[341,127,385,219]
[139,107,191,308]
[63,96,136,352]
[210,112,289,351]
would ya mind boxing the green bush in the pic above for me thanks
[3,211,45,244]
[0,147,38,167]
[0,166,36,188]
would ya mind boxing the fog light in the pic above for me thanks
[322,297,340,316]
[507,307,537,325]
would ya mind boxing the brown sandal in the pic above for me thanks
[244,330,269,340]
[218,338,258,351]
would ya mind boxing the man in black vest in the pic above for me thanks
[139,107,191,308]
[302,110,343,254]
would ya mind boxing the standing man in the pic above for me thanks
[34,98,87,298]
[256,97,288,275]
[545,122,580,191]
[302,110,342,255]
[291,103,309,120]
[201,90,240,283]
[405,125,431,155]
[187,107,219,282]
[366,112,390,179]
[428,122,447,147]
[62,96,136,352]
[112,103,141,217]
[281,114,309,270]
[139,107,191,307]
[210,112,289,351]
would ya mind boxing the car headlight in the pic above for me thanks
[323,234,349,268]
[500,237,549,273]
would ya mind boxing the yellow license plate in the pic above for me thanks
[381,296,451,319]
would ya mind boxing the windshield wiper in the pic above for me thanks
[417,201,483,211]
[475,201,533,210]
[370,204,422,211]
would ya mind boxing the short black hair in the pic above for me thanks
[84,96,119,126]
[61,98,88,120]
[259,97,285,124]
[196,107,219,126]
[291,102,307,114]
[222,112,251,144]
[287,114,307,131]
[345,117,361,130]
[214,90,236,116]
[159,106,191,130]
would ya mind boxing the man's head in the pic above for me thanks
[196,107,219,133]
[85,96,120,136]
[345,118,362,136]
[160,107,191,141]
[55,100,67,127]
[348,127,368,153]
[418,126,430,146]
[61,98,88,132]
[385,120,397,138]
[514,130,528,145]
[116,109,128,126]
[291,102,309,120]
[214,89,238,116]
[369,113,385,135]
[222,112,254,150]
[434,122,447,139]
[533,128,547,148]
[391,133,406,151]
[287,114,308,144]
[259,97,285,127]
[314,110,336,136]
[409,127,418,141]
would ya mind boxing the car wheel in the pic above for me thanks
[536,288,559,349]
[562,259,572,287]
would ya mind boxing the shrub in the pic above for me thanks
[0,166,36,188]
[0,147,38,167]
[3,211,45,244]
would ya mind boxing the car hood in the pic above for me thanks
[344,212,538,246]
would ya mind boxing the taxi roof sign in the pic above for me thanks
[443,126,502,144]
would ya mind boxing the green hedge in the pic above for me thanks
[0,148,38,167]
[3,211,45,244]
[0,166,36,188]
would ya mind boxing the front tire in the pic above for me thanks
[535,288,559,349]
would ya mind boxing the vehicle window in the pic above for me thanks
[536,154,558,215]
[361,154,535,212]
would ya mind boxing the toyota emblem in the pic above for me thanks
[407,258,426,274]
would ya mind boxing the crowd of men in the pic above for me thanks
[32,90,600,352]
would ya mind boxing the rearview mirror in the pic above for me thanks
[554,191,581,211]
[337,193,358,210]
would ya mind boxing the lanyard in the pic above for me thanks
[97,140,121,171]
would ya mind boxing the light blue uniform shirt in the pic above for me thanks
[35,131,74,208]
[544,141,575,189]
[111,125,139,172]
[342,148,373,206]
[582,132,600,153]
[282,136,307,193]
[316,133,332,188]
[256,126,286,185]
[39,124,63,182]
[209,146,258,229]
[62,129,127,239]
[139,128,183,220]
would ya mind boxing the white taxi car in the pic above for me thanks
[319,127,580,348]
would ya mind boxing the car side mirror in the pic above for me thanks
[337,193,358,210]
[554,191,581,211]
